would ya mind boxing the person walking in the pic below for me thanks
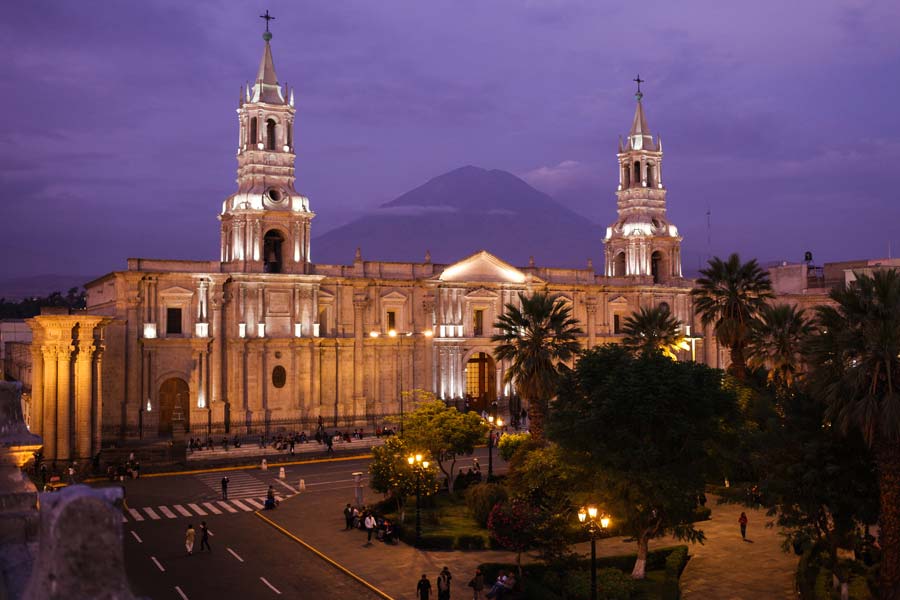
[738,511,748,540]
[417,574,432,600]
[364,512,376,545]
[199,521,211,552]
[185,524,196,555]
[325,434,334,456]
[221,476,229,500]
[469,568,485,600]
[437,566,452,600]
[343,503,354,530]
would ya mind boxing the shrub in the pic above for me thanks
[693,506,712,522]
[662,546,690,600]
[497,432,532,461]
[596,568,636,600]
[465,482,508,527]
[456,534,486,550]
[418,534,455,550]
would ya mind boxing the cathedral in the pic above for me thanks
[23,30,715,462]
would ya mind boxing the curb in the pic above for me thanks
[254,510,395,600]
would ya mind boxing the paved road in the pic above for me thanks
[98,449,498,599]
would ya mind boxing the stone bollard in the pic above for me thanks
[23,485,137,600]
[261,458,267,471]
[278,467,285,480]
[299,479,306,492]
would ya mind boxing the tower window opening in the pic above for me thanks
[166,307,183,335]
[623,165,630,189]
[614,252,626,277]
[266,119,277,150]
[263,229,284,273]
[647,163,655,187]
[249,117,258,144]
[387,310,396,331]
[633,161,641,184]
[614,314,621,334]
[287,122,292,147]
[474,309,484,336]
[651,251,663,284]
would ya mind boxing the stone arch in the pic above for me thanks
[158,377,190,437]
[614,251,627,277]
[263,228,286,273]
[463,348,497,415]
[266,118,277,150]
[651,250,666,284]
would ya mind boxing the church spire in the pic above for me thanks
[247,13,286,105]
[628,75,655,151]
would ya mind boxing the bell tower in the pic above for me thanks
[603,77,682,283]
[220,19,314,274]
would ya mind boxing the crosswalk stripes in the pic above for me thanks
[188,503,207,516]
[123,495,288,523]
[203,502,223,515]
[217,501,239,514]
[158,506,177,518]
[243,498,264,509]
[231,499,252,511]
[144,507,161,520]
[195,471,273,500]
[174,505,192,517]
[128,508,145,522]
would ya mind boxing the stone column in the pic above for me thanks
[29,347,43,436]
[75,333,96,460]
[125,291,142,438]
[93,341,105,453]
[352,294,367,417]
[209,290,224,407]
[55,343,73,462]
[42,347,58,460]
[585,298,598,349]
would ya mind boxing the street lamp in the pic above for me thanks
[578,506,611,600]
[486,416,503,480]
[407,453,430,546]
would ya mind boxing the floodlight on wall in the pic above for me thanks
[369,331,379,338]
[198,393,206,409]
[238,323,247,338]
[195,323,209,338]
[143,323,157,339]
[257,323,266,338]
[294,323,303,337]
[313,324,321,337]
[146,398,152,412]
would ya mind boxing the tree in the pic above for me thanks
[369,436,439,523]
[806,269,900,599]
[691,253,773,380]
[492,292,583,440]
[488,498,542,576]
[746,303,813,392]
[549,345,739,579]
[621,306,685,358]
[401,400,487,493]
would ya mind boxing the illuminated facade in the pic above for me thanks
[24,32,711,459]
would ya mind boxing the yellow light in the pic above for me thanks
[422,461,429,469]
[369,331,379,338]
[388,329,398,338]
[407,456,415,465]
[488,416,494,424]
[423,329,433,337]
[588,506,598,519]
[600,516,611,529]
[496,418,504,427]
[578,509,587,523]
[415,453,423,463]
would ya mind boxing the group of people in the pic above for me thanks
[183,522,211,555]
[188,436,242,452]
[104,452,140,482]
[417,567,509,600]
[342,503,398,544]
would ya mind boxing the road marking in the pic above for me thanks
[217,501,238,513]
[143,507,161,520]
[151,556,165,572]
[174,504,193,517]
[159,506,177,519]
[244,498,264,509]
[188,503,207,516]
[260,577,281,595]
[274,479,298,493]
[227,547,244,562]
[175,585,189,600]
[306,478,360,486]
[231,499,253,511]
[202,502,222,514]
[130,530,143,543]
[121,514,128,523]
[128,508,145,521]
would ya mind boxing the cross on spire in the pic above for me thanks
[260,10,275,32]
[633,74,645,94]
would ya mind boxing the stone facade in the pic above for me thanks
[21,32,722,460]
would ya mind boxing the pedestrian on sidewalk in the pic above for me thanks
[325,434,334,456]
[364,512,376,544]
[739,511,748,540]
[468,568,485,600]
[437,566,452,600]
[221,476,229,500]
[199,521,211,552]
[185,524,195,555]
[343,503,354,530]
[417,574,432,600]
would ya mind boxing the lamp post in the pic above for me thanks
[486,415,503,480]
[578,506,611,600]
[407,453,430,546]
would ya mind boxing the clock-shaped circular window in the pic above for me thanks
[267,188,282,203]
[272,366,287,388]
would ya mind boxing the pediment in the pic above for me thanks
[608,295,630,305]
[159,286,194,296]
[439,250,540,284]
[317,289,335,302]
[381,290,408,302]
[465,287,499,299]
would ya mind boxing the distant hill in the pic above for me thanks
[0,274,94,302]
[312,166,602,268]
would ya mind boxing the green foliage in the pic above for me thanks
[549,345,739,574]
[488,499,541,573]
[746,303,813,391]
[0,287,86,319]
[368,436,439,518]
[456,534,486,550]
[691,253,774,379]
[401,400,488,493]
[622,305,685,358]
[497,431,532,461]
[491,291,583,439]
[662,547,690,600]
[464,482,508,527]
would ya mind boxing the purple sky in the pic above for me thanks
[2,1,900,282]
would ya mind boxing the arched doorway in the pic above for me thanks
[651,251,663,283]
[158,377,190,437]
[264,229,284,273]
[465,352,496,414]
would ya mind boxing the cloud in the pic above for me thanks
[520,160,601,194]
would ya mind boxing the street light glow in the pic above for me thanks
[422,461,429,468]
[600,516,611,529]
[588,506,598,519]
[388,329,398,338]
[369,331,379,338]
[407,456,414,465]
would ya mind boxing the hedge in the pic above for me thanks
[662,546,690,600]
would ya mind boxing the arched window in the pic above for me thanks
[623,165,630,189]
[633,161,641,184]
[266,119,277,150]
[614,252,626,277]
[249,117,258,144]
[651,251,663,284]
[646,163,655,187]
[286,121,292,148]
[658,301,670,314]
[263,229,284,273]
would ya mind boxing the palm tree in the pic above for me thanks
[691,253,774,380]
[621,306,685,358]
[492,292,583,440]
[806,270,900,599]
[746,303,813,391]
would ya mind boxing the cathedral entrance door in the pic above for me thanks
[158,377,190,437]
[465,352,496,414]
